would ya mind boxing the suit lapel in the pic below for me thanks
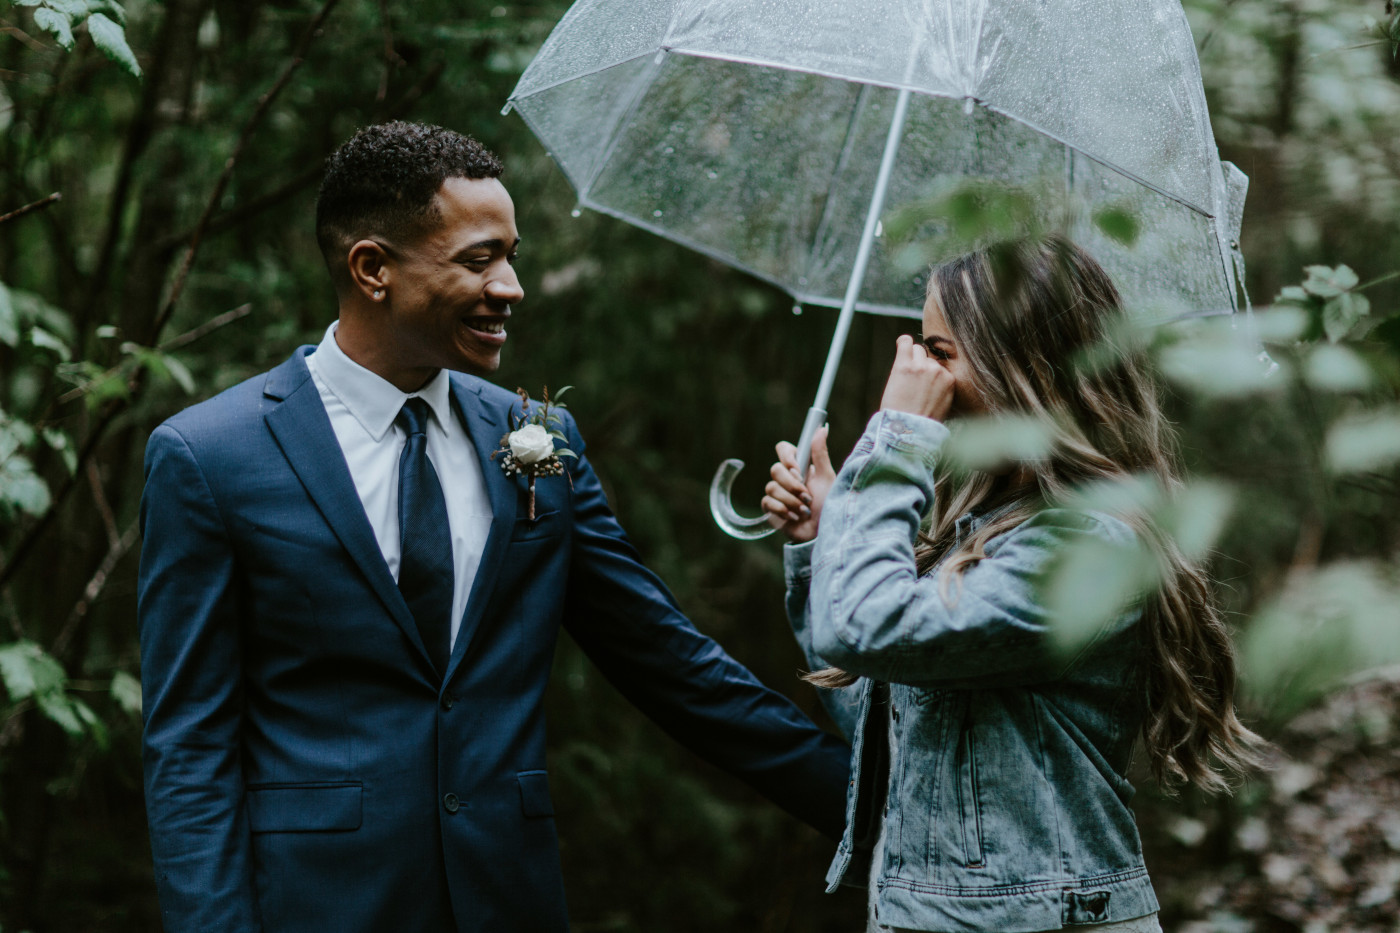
[262,350,436,678]
[444,375,516,682]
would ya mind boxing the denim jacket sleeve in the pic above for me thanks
[808,409,1136,689]
[783,541,863,740]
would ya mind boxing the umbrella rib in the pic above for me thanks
[803,84,875,293]
[577,52,670,202]
[976,102,1214,218]
[508,49,658,104]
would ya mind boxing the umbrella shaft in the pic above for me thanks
[808,87,912,430]
[795,406,827,476]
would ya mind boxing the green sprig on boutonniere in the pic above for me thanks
[491,386,577,520]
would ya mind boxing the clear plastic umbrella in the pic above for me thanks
[505,0,1250,539]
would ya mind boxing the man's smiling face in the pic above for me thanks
[381,176,522,380]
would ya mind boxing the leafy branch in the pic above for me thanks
[10,0,141,77]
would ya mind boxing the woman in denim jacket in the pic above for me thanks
[763,238,1263,933]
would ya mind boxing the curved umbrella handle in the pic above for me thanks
[709,407,828,541]
[709,459,777,540]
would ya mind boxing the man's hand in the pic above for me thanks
[762,427,834,544]
[879,334,955,421]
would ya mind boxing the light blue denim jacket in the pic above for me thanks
[785,410,1159,932]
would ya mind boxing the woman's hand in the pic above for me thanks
[762,427,834,544]
[880,334,956,421]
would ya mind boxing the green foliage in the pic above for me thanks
[109,670,141,717]
[1325,407,1400,473]
[1239,563,1400,718]
[10,0,141,77]
[1091,204,1141,247]
[0,641,107,745]
[0,407,51,518]
[1156,320,1283,397]
[1042,476,1235,653]
[940,413,1055,473]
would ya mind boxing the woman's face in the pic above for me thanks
[921,293,989,419]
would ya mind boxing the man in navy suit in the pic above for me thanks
[137,122,849,933]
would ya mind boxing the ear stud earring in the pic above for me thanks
[373,289,384,300]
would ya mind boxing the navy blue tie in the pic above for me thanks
[396,398,453,677]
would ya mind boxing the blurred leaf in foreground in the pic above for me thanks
[1043,476,1234,653]
[941,413,1056,474]
[1324,407,1400,473]
[1240,562,1400,717]
[1303,343,1372,392]
[1157,317,1284,397]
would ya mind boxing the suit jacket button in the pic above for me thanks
[443,793,460,813]
[441,694,455,710]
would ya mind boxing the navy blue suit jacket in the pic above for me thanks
[137,348,850,933]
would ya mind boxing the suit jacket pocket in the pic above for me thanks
[517,770,554,818]
[246,781,362,833]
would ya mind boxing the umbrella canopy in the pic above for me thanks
[506,0,1249,320]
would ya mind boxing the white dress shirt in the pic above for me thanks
[306,322,492,649]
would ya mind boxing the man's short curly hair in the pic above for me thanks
[315,121,504,285]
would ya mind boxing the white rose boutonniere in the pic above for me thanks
[508,424,555,464]
[492,386,577,520]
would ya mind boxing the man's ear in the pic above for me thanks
[346,239,392,301]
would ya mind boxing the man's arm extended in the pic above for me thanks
[139,423,260,932]
[557,413,851,840]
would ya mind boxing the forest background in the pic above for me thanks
[2,0,1400,930]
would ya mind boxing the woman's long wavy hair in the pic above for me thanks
[809,236,1264,794]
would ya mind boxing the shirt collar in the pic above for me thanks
[310,322,454,442]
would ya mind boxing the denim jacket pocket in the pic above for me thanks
[955,709,986,868]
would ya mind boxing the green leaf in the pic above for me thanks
[0,456,52,516]
[1158,339,1281,397]
[36,691,85,736]
[42,427,78,475]
[33,7,75,51]
[1321,292,1370,343]
[1301,264,1359,299]
[1304,343,1372,392]
[1240,562,1400,715]
[0,414,36,461]
[86,0,127,27]
[1325,409,1400,473]
[47,0,93,15]
[94,324,119,339]
[162,353,195,394]
[86,12,142,78]
[1045,533,1158,654]
[1251,306,1309,343]
[1092,206,1140,246]
[110,671,141,717]
[942,414,1056,472]
[29,327,71,360]
[0,640,65,702]
[555,448,578,459]
[1274,285,1312,305]
[1163,481,1235,561]
[123,342,191,392]
[1060,473,1164,519]
[0,281,18,347]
